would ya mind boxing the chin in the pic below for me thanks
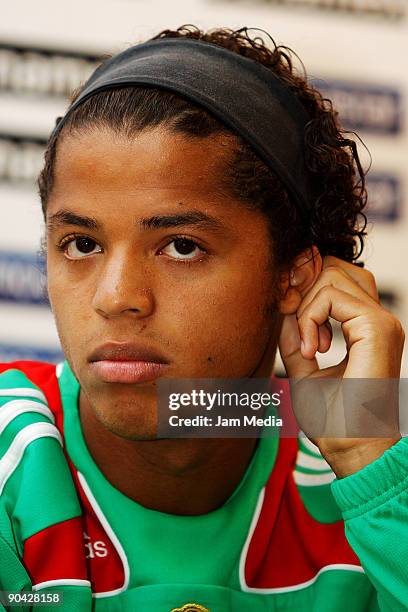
[96,404,158,440]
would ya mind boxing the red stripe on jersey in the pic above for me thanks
[23,516,88,585]
[69,468,126,593]
[0,361,66,434]
[244,437,361,589]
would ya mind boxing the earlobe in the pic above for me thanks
[291,246,322,294]
[289,269,299,286]
[278,246,322,314]
[278,282,302,315]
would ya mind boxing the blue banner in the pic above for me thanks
[0,343,63,363]
[366,174,402,221]
[0,251,48,305]
[312,79,403,134]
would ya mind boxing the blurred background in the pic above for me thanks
[0,0,406,378]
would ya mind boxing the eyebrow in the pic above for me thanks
[47,208,227,233]
[139,210,226,232]
[47,210,98,232]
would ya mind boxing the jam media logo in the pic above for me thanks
[0,251,47,305]
[312,79,403,135]
[0,342,63,363]
[366,174,402,222]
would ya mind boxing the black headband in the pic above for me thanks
[51,37,313,221]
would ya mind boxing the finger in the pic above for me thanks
[298,286,376,358]
[297,265,380,321]
[322,256,380,303]
[278,313,320,378]
[317,320,332,353]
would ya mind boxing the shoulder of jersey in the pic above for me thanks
[0,361,92,597]
[0,360,65,440]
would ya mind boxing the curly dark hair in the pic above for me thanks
[38,25,367,275]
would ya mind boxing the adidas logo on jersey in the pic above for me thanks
[83,530,108,559]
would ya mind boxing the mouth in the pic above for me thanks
[88,342,170,384]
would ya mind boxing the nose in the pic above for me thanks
[92,251,154,319]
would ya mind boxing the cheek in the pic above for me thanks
[161,268,276,375]
[47,267,92,358]
[47,253,93,313]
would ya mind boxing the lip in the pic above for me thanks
[88,342,169,384]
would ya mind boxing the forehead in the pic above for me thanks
[50,127,234,202]
[46,126,266,239]
[46,125,274,268]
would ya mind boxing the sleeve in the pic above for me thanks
[0,365,93,611]
[293,432,342,523]
[0,528,32,611]
[331,437,408,612]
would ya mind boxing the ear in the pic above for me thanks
[278,246,322,315]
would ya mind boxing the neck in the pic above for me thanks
[79,392,259,515]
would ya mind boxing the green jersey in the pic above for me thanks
[0,360,407,611]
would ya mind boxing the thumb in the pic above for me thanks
[278,313,320,379]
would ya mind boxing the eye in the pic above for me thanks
[160,237,205,261]
[62,236,103,259]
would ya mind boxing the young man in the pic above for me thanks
[0,26,406,612]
